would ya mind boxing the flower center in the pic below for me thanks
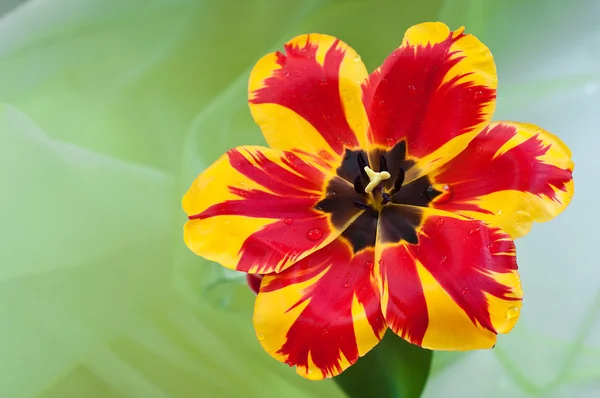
[351,151,407,212]
[315,142,441,252]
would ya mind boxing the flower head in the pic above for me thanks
[183,22,574,380]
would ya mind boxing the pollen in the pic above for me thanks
[363,166,391,193]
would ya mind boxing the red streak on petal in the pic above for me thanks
[262,242,384,378]
[435,124,573,213]
[229,148,324,196]
[247,274,264,295]
[379,244,429,345]
[363,31,495,157]
[251,37,359,155]
[236,216,332,273]
[188,191,318,220]
[410,217,518,332]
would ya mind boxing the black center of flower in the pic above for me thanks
[315,141,442,253]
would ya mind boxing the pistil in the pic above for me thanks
[364,166,391,193]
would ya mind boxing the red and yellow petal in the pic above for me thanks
[183,146,350,274]
[363,22,496,174]
[249,34,369,161]
[253,240,386,379]
[375,207,522,350]
[428,121,574,239]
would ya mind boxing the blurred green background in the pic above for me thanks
[0,0,598,397]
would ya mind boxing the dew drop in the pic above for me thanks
[284,218,293,225]
[440,255,448,263]
[436,217,445,227]
[326,190,337,196]
[323,328,329,334]
[307,228,323,241]
[497,210,503,215]
[385,137,395,145]
[506,306,520,319]
[343,281,352,288]
[366,261,374,269]
[487,242,494,249]
[378,260,384,267]
[453,222,459,228]
[345,273,351,278]
[461,286,469,295]
[256,333,265,341]
[469,227,481,235]
[436,185,453,203]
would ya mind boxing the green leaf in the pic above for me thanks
[334,332,432,398]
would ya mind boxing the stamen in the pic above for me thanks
[394,168,405,192]
[379,155,388,172]
[364,166,391,193]
[381,192,392,204]
[353,175,364,194]
[357,152,368,178]
[353,201,371,210]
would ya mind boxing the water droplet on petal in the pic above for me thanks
[344,281,351,288]
[257,333,265,341]
[453,222,459,228]
[469,227,481,235]
[461,287,469,295]
[318,150,330,159]
[487,242,494,249]
[440,255,448,263]
[497,210,503,215]
[307,228,323,241]
[345,273,351,278]
[385,137,395,146]
[436,185,453,204]
[326,190,336,196]
[506,306,520,319]
[378,260,384,267]
[322,328,329,334]
[436,217,445,227]
[284,218,293,225]
[366,261,374,269]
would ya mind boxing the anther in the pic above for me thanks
[353,201,371,210]
[379,155,388,172]
[353,175,364,195]
[393,168,405,192]
[381,192,392,204]
[357,152,368,179]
